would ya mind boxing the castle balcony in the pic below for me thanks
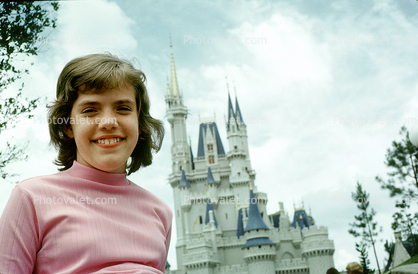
[301,238,335,256]
[243,244,276,263]
[276,258,309,273]
[226,149,247,160]
[219,264,249,274]
[186,237,213,251]
[182,250,221,268]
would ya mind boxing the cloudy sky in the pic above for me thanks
[1,0,418,271]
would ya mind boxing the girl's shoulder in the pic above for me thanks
[16,170,71,193]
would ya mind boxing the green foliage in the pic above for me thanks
[349,182,382,274]
[356,243,375,274]
[0,2,58,180]
[349,182,381,247]
[376,126,418,254]
[0,2,59,91]
[375,126,418,200]
[383,240,395,269]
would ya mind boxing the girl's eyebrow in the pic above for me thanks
[114,99,135,106]
[75,99,135,107]
[75,100,100,107]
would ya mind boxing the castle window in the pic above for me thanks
[234,145,237,150]
[225,213,228,219]
[199,216,203,224]
[207,144,213,151]
[209,155,215,164]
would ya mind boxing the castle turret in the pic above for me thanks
[166,41,193,272]
[242,183,276,274]
[301,226,335,272]
[165,40,192,174]
[226,89,255,224]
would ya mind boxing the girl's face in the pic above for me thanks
[64,86,140,173]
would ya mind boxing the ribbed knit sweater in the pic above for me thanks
[0,161,172,274]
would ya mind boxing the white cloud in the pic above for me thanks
[49,0,137,59]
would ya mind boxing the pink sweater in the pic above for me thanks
[0,161,172,274]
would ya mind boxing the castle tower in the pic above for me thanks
[226,88,254,218]
[165,40,192,174]
[242,181,276,274]
[166,41,194,272]
[301,226,335,272]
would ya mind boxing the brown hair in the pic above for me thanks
[346,262,363,274]
[48,53,164,174]
[326,267,340,274]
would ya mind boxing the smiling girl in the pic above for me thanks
[0,54,172,274]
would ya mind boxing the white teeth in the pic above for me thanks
[97,138,121,144]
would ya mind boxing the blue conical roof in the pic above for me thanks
[227,92,238,130]
[291,208,314,230]
[235,95,245,126]
[205,198,218,227]
[178,170,190,188]
[197,122,225,157]
[237,208,244,239]
[242,190,274,249]
[244,190,269,232]
[207,167,217,184]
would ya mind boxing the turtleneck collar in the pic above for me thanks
[64,161,129,186]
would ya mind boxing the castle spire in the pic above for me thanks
[235,92,245,126]
[178,170,190,188]
[207,167,217,185]
[227,89,236,131]
[244,178,269,232]
[170,34,180,97]
[166,76,171,96]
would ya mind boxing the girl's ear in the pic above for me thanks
[62,125,74,138]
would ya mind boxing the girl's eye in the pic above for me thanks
[118,106,131,111]
[82,108,96,114]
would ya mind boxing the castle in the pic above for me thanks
[165,44,335,274]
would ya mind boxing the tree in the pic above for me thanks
[0,2,58,179]
[383,240,395,271]
[375,126,418,200]
[375,126,418,255]
[356,243,375,274]
[349,182,382,274]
